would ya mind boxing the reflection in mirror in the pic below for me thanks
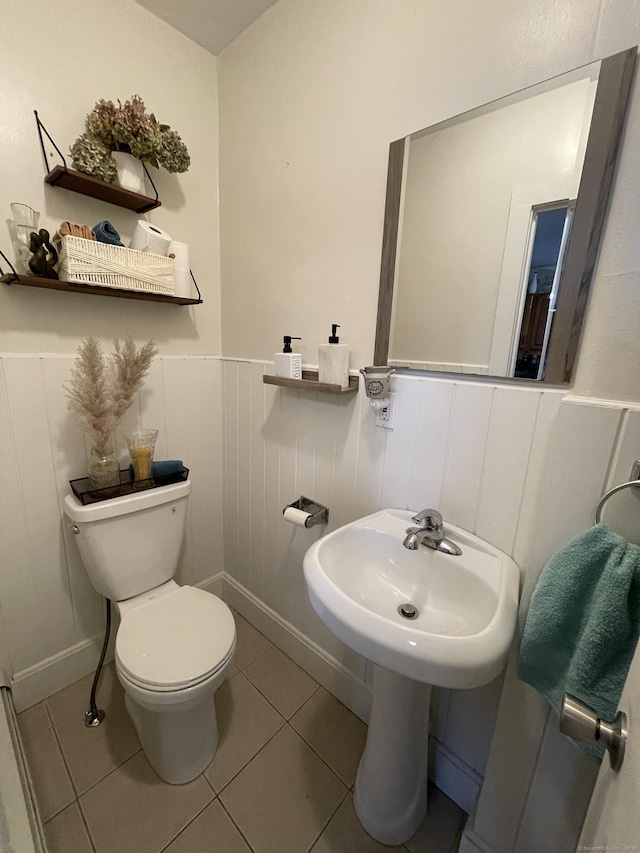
[515,204,572,379]
[375,48,636,384]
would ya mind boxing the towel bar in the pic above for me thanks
[595,459,640,524]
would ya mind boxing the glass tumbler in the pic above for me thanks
[11,205,39,272]
[10,203,38,227]
[124,429,159,483]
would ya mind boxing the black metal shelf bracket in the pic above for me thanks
[35,110,68,174]
[190,270,203,303]
[141,162,160,207]
[0,249,18,281]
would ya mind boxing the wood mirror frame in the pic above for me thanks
[374,47,636,384]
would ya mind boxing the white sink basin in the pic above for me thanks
[303,508,520,689]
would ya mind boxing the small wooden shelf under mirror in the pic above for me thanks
[263,370,359,395]
[44,165,161,214]
[1,274,201,305]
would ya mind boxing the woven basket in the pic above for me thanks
[58,236,174,295]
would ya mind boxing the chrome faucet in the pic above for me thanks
[403,508,462,556]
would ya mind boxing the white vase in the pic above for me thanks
[112,151,146,194]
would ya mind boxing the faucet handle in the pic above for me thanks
[411,508,443,530]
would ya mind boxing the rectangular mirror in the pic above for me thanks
[374,48,636,384]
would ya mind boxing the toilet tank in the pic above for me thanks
[64,480,191,601]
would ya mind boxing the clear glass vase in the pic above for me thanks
[86,433,120,490]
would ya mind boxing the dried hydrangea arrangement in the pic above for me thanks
[69,134,117,183]
[65,336,159,473]
[70,95,190,182]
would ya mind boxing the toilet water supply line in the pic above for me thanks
[85,598,112,728]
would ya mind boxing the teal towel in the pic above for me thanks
[93,220,124,246]
[518,524,640,759]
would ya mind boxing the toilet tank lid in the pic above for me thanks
[64,479,191,522]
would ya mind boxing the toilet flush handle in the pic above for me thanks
[71,524,79,535]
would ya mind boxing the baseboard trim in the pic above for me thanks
[221,575,372,723]
[458,826,500,853]
[11,631,117,713]
[428,737,482,814]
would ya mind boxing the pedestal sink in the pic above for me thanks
[303,508,519,845]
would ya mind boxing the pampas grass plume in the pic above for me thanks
[65,336,158,456]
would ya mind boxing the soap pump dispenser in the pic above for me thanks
[275,336,302,379]
[318,324,349,389]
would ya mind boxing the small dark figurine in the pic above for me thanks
[28,229,59,279]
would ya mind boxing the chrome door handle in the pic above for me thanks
[559,693,627,772]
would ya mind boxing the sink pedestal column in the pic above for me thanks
[354,664,432,845]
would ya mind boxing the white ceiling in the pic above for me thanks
[133,0,280,56]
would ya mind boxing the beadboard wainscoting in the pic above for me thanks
[463,398,640,853]
[0,355,225,711]
[220,358,567,809]
[4,351,639,825]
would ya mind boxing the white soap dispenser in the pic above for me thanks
[274,335,302,379]
[318,324,349,389]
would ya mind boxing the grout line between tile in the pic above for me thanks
[216,795,258,853]
[76,799,98,853]
[243,666,321,722]
[50,721,80,803]
[76,796,98,853]
[75,744,144,800]
[306,787,349,853]
[213,718,287,797]
[158,783,217,853]
[202,771,217,796]
[286,717,357,790]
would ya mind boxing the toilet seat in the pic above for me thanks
[116,586,235,692]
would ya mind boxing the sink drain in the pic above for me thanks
[398,603,418,619]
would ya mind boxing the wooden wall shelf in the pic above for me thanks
[1,274,201,305]
[44,166,161,214]
[263,370,358,395]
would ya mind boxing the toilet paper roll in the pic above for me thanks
[283,506,311,528]
[129,220,172,255]
[168,241,191,298]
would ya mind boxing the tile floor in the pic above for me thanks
[19,612,465,853]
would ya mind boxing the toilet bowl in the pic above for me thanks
[64,480,235,784]
[115,581,235,783]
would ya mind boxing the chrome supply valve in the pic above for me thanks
[559,693,627,771]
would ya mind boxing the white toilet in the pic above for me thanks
[64,479,236,785]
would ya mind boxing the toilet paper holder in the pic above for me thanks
[283,496,329,528]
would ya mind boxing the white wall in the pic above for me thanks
[0,0,220,356]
